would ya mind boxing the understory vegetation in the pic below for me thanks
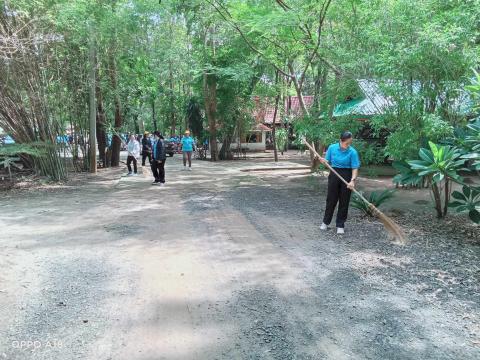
[0,0,478,223]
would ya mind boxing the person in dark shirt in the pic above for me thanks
[141,132,152,166]
[151,131,167,185]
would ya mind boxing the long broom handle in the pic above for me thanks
[303,141,372,206]
[110,128,139,161]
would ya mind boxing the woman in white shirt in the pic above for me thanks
[126,134,140,176]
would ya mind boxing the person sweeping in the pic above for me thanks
[319,131,360,234]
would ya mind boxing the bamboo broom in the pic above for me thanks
[304,141,407,244]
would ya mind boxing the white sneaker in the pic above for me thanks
[188,167,192,171]
[320,223,329,230]
[127,172,133,176]
[337,227,345,234]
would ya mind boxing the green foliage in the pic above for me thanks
[449,186,480,224]
[464,120,480,152]
[392,161,423,187]
[351,189,396,217]
[276,128,288,153]
[0,144,43,158]
[395,141,466,218]
[294,116,362,149]
[465,69,480,113]
[407,142,465,183]
[422,114,454,143]
[2,0,479,178]
[0,157,21,181]
[186,97,204,138]
[0,143,43,181]
[387,128,421,161]
[354,140,384,166]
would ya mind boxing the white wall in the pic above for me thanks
[229,131,267,151]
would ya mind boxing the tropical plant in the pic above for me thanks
[0,157,21,181]
[465,69,480,112]
[408,142,465,183]
[392,161,423,187]
[0,143,43,181]
[276,128,288,155]
[396,141,466,218]
[449,186,480,224]
[351,189,396,217]
[464,121,480,152]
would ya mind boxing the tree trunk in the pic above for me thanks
[169,61,176,136]
[443,178,450,217]
[287,62,309,117]
[432,182,443,218]
[272,102,280,161]
[95,70,107,168]
[328,72,340,120]
[313,63,327,113]
[88,29,97,173]
[219,136,233,160]
[152,99,157,131]
[203,71,218,161]
[108,51,122,167]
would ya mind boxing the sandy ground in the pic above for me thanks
[0,155,479,360]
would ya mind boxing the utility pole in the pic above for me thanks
[88,23,97,173]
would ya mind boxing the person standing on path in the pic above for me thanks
[126,134,140,176]
[151,131,167,185]
[141,131,152,166]
[181,130,195,171]
[319,131,361,234]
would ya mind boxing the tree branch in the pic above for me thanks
[206,0,291,78]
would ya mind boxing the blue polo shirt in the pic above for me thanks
[181,137,194,152]
[325,142,360,169]
[152,140,158,159]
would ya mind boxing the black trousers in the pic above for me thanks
[142,152,152,166]
[127,156,137,174]
[323,168,353,228]
[151,159,166,183]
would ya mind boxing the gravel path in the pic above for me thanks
[0,156,478,359]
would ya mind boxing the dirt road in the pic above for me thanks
[0,156,479,359]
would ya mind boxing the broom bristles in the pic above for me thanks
[369,204,407,245]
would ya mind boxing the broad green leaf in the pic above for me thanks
[469,209,480,224]
[451,191,466,200]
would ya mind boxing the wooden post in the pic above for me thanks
[88,24,97,173]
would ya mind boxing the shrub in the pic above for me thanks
[354,140,385,166]
[351,189,396,216]
[449,186,480,224]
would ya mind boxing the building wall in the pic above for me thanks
[229,130,267,151]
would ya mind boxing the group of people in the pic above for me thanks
[124,129,196,186]
[125,129,361,233]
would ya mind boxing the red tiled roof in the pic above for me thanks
[253,96,314,124]
[285,96,314,116]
